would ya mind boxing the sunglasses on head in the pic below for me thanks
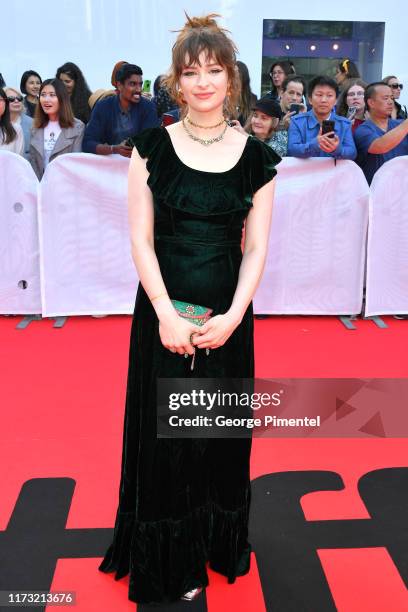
[390,83,403,90]
[7,95,23,102]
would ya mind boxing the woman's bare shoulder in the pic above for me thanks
[164,121,183,136]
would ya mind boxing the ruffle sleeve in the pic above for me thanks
[241,136,281,206]
[128,127,163,166]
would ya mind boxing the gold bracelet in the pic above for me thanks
[150,292,168,302]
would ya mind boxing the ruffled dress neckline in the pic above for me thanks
[161,125,251,175]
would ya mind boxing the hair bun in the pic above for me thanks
[184,12,220,29]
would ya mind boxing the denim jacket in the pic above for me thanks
[287,109,357,159]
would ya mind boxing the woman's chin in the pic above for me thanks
[187,100,224,114]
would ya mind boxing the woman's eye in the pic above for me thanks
[210,69,222,74]
[182,71,196,77]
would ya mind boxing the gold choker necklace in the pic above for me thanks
[186,115,226,129]
[182,118,228,146]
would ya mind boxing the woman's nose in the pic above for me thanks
[196,72,210,86]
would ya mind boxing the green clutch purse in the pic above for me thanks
[170,300,213,326]
[170,300,213,370]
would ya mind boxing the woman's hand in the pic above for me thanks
[281,110,296,129]
[191,313,240,350]
[159,315,198,355]
[229,119,247,135]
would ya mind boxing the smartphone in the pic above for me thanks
[321,120,336,137]
[142,79,151,94]
[289,103,302,114]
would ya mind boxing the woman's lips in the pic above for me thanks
[194,92,214,99]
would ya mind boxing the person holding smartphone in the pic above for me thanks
[287,75,356,159]
[336,79,368,133]
[269,75,307,156]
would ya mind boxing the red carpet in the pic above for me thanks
[0,315,407,611]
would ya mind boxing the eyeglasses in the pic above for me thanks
[7,96,23,102]
[347,91,365,97]
[390,83,403,90]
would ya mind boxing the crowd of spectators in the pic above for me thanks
[1,57,407,185]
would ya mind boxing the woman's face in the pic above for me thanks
[335,68,346,85]
[251,110,277,140]
[346,85,365,111]
[178,51,228,114]
[6,89,23,115]
[25,75,41,97]
[387,77,402,100]
[0,96,6,118]
[39,85,60,117]
[59,73,75,95]
[270,65,286,89]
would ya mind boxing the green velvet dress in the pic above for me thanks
[98,127,280,604]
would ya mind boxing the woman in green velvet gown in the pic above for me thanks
[98,13,280,605]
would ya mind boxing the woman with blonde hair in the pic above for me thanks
[98,13,280,604]
[382,75,407,119]
[4,86,33,159]
[0,88,24,155]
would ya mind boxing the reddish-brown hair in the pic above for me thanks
[34,78,75,129]
[163,13,240,117]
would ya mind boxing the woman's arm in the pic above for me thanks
[128,148,199,355]
[194,176,276,349]
[228,177,276,321]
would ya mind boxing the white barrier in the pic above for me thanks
[0,151,41,314]
[365,156,408,317]
[37,155,369,316]
[38,153,137,316]
[2,151,398,317]
[253,158,369,315]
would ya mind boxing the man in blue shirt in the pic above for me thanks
[287,75,356,160]
[83,63,160,158]
[354,82,408,184]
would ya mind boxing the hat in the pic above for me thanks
[252,98,282,119]
[88,88,116,109]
